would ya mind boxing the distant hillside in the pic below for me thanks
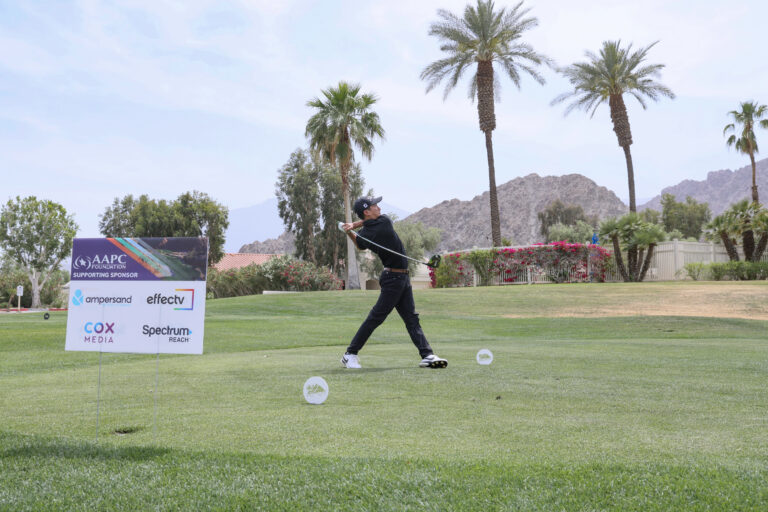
[639,157,768,215]
[239,231,295,254]
[402,173,627,251]
[225,198,283,253]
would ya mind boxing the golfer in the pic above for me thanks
[340,195,448,369]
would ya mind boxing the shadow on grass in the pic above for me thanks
[325,366,412,374]
[0,431,170,461]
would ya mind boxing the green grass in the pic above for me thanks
[1,282,768,510]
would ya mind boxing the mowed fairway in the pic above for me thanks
[1,282,768,510]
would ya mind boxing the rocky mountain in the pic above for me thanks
[639,157,768,216]
[225,198,283,253]
[402,173,627,251]
[237,157,768,254]
[239,231,295,254]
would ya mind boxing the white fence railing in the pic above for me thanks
[640,240,767,281]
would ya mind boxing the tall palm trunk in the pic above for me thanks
[609,94,636,213]
[484,131,501,246]
[749,151,759,203]
[622,146,637,213]
[340,162,361,290]
[477,60,502,246]
[609,93,639,281]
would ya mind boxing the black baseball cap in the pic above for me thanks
[353,196,382,219]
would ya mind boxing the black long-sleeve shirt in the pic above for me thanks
[355,215,408,269]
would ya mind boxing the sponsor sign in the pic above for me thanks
[65,238,208,354]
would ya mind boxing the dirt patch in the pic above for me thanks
[504,283,768,320]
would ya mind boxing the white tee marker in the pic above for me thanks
[303,376,329,404]
[476,349,494,365]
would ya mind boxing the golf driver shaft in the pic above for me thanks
[338,222,432,268]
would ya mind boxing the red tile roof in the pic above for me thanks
[213,253,280,271]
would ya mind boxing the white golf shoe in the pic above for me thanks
[341,353,361,369]
[419,354,448,368]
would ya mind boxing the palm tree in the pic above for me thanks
[552,40,675,213]
[705,213,740,262]
[421,0,548,247]
[305,81,385,290]
[724,101,768,204]
[599,213,665,282]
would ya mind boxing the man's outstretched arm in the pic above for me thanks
[342,220,364,249]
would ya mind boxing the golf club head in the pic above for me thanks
[427,254,441,269]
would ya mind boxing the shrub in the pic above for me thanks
[705,261,768,281]
[709,263,728,281]
[206,256,342,299]
[683,262,706,281]
[725,261,768,280]
[432,243,613,287]
[206,264,269,299]
[259,255,343,292]
[433,253,474,288]
[464,250,496,286]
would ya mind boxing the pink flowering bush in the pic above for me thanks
[433,252,475,287]
[432,242,613,288]
[207,255,343,298]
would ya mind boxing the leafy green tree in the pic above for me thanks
[98,195,137,237]
[639,208,662,225]
[0,196,78,308]
[723,101,768,204]
[173,191,229,265]
[660,194,711,240]
[275,148,368,275]
[421,0,548,247]
[547,220,595,243]
[99,191,229,264]
[305,81,385,290]
[317,161,366,275]
[537,199,595,239]
[600,213,666,282]
[0,255,69,308]
[552,40,675,213]
[276,149,321,264]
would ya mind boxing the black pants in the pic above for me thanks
[346,270,433,358]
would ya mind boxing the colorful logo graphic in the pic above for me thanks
[85,322,115,333]
[145,289,194,310]
[72,289,132,306]
[174,289,194,311]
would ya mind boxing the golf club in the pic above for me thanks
[338,221,441,269]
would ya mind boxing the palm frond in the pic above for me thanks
[422,0,547,102]
[723,100,768,155]
[552,39,673,117]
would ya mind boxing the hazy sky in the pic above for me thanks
[2,0,767,238]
